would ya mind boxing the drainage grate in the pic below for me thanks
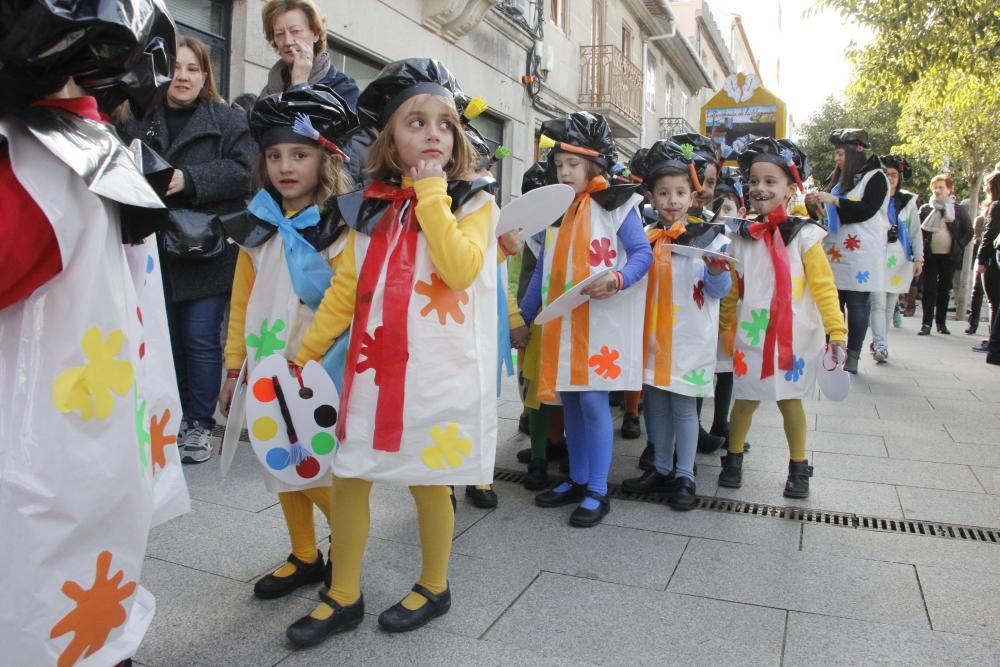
[492,466,1000,545]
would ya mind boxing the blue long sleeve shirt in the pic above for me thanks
[519,207,653,324]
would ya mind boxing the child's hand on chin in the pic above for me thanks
[411,159,447,182]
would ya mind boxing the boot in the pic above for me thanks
[523,459,549,491]
[718,452,743,488]
[638,443,654,471]
[902,287,918,316]
[697,426,726,453]
[620,414,641,439]
[784,460,814,499]
[844,349,860,374]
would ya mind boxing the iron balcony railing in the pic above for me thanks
[578,44,643,127]
[659,116,698,139]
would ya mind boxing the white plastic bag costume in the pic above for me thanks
[885,191,922,294]
[822,169,890,292]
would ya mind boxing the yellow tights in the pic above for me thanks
[309,478,454,620]
[272,486,333,577]
[728,398,808,461]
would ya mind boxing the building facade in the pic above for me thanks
[164,0,749,203]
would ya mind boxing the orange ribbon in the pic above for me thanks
[537,177,609,403]
[643,221,686,386]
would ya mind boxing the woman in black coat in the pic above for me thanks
[126,36,257,463]
[917,174,974,335]
[977,171,1000,362]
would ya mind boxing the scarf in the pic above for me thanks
[337,182,420,452]
[920,196,955,233]
[537,176,608,403]
[263,51,334,96]
[643,220,687,386]
[826,183,843,233]
[747,205,794,378]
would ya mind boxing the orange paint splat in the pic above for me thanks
[588,345,622,380]
[252,377,276,403]
[414,273,468,325]
[149,408,177,472]
[826,245,843,263]
[50,550,136,667]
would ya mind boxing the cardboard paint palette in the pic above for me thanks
[245,355,340,485]
[219,360,247,479]
[496,184,575,237]
[534,267,614,326]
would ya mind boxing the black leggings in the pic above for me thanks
[921,254,955,327]
[696,371,734,437]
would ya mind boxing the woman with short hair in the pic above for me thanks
[917,174,974,335]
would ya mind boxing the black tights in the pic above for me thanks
[696,371,734,437]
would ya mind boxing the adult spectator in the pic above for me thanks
[126,36,257,463]
[977,171,1000,356]
[917,174,974,335]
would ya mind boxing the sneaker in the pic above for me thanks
[972,342,990,353]
[893,308,903,328]
[180,426,213,464]
[872,343,888,363]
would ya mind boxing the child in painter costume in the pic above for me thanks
[620,140,731,510]
[718,138,847,499]
[520,112,652,527]
[217,86,357,608]
[290,58,498,646]
[0,3,191,664]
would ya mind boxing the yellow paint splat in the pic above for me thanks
[421,423,473,469]
[52,326,134,421]
[890,275,902,286]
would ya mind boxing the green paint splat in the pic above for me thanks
[887,255,897,268]
[133,383,150,475]
[740,308,770,346]
[682,368,712,387]
[246,318,287,361]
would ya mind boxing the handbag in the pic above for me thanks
[160,208,227,261]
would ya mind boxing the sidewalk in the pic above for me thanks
[138,320,1000,666]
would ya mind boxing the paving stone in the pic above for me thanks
[275,618,589,667]
[928,397,1000,415]
[817,414,947,437]
[497,400,524,420]
[897,486,1000,528]
[885,436,1000,467]
[147,500,302,582]
[484,571,786,666]
[136,558,310,667]
[802,524,1000,575]
[865,383,970,400]
[696,442,801,474]
[972,466,1000,494]
[747,424,888,457]
[798,398,879,418]
[919,565,1000,640]
[668,539,928,628]
[946,423,1000,446]
[451,484,689,590]
[783,611,1000,666]
[971,389,1000,403]
[182,440,283,513]
[812,452,983,492]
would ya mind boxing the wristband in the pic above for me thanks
[615,271,624,292]
[226,370,240,380]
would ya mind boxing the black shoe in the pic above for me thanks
[621,414,641,439]
[286,591,365,647]
[621,468,675,494]
[668,477,697,511]
[972,342,990,353]
[569,490,610,527]
[516,446,531,463]
[987,353,1000,366]
[523,459,550,491]
[697,427,726,453]
[966,325,978,335]
[378,584,451,633]
[638,444,654,471]
[918,325,931,336]
[465,485,498,509]
[937,324,951,335]
[784,460,814,499]
[254,551,325,600]
[718,452,744,488]
[535,481,585,508]
[518,411,530,435]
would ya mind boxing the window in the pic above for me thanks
[551,0,569,34]
[680,90,689,120]
[644,53,656,112]
[664,74,675,115]
[165,0,231,97]
[327,41,384,92]
[621,23,633,61]
[469,112,506,203]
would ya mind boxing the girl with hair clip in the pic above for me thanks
[718,138,847,499]
[519,112,652,528]
[870,154,923,362]
[807,129,889,374]
[217,86,356,612]
[620,140,731,510]
[290,59,499,646]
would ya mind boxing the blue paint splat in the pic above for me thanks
[266,447,291,470]
[856,271,870,284]
[145,256,155,274]
[784,356,806,382]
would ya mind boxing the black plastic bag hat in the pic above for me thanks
[829,128,869,149]
[738,137,809,191]
[879,154,913,180]
[0,0,176,116]
[357,58,462,130]
[521,161,550,194]
[627,148,649,182]
[639,139,708,192]
[670,132,720,165]
[539,112,617,169]
[714,165,745,206]
[249,85,359,159]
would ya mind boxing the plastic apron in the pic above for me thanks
[643,232,730,397]
[0,116,187,666]
[539,193,646,396]
[336,192,499,486]
[885,192,921,294]
[731,223,828,401]
[822,169,890,292]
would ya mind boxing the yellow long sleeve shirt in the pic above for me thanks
[296,176,494,365]
[719,241,847,343]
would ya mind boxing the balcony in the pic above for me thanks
[659,116,698,139]
[578,44,643,138]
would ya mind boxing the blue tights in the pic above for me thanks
[644,387,698,481]
[554,390,613,510]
